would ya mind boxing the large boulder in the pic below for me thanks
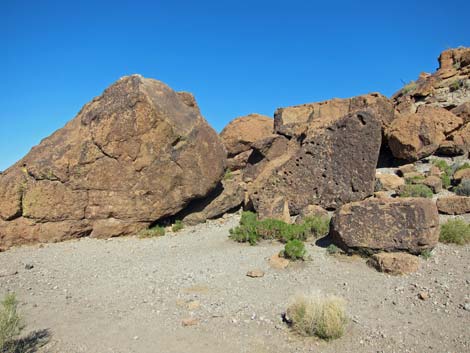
[386,105,463,161]
[0,75,226,249]
[249,111,382,217]
[393,47,470,115]
[330,198,439,254]
[274,93,396,138]
[436,196,470,215]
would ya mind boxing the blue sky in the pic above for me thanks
[1,0,469,171]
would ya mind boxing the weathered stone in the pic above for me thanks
[274,93,395,137]
[386,105,463,161]
[220,114,273,157]
[436,196,470,214]
[375,173,405,191]
[181,174,245,225]
[330,198,439,254]
[452,102,470,123]
[397,164,416,176]
[295,205,329,224]
[402,172,425,182]
[226,150,252,171]
[0,75,226,249]
[250,111,382,215]
[428,165,442,177]
[268,253,289,269]
[454,168,470,182]
[423,176,442,193]
[246,269,265,278]
[438,123,470,155]
[367,252,420,275]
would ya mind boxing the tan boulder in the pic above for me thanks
[220,114,273,157]
[386,105,463,161]
[453,168,470,182]
[330,198,439,254]
[436,196,470,214]
[0,75,226,249]
[423,176,442,193]
[367,252,420,275]
[376,173,405,191]
[397,164,416,176]
[274,93,395,137]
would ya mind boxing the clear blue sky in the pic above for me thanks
[1,0,469,171]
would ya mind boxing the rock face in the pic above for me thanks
[0,75,226,249]
[250,111,382,217]
[393,48,470,115]
[274,93,395,137]
[330,198,439,254]
[367,252,420,275]
[436,196,470,215]
[386,105,463,161]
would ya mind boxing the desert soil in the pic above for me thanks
[1,213,469,353]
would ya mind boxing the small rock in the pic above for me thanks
[463,303,470,311]
[181,317,199,327]
[268,254,289,269]
[246,269,265,278]
[418,291,430,301]
[24,263,34,270]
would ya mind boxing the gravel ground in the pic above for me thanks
[1,213,469,353]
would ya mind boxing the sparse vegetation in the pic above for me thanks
[440,219,470,245]
[454,162,470,173]
[286,294,347,340]
[420,249,432,260]
[138,225,165,238]
[398,184,433,198]
[171,220,184,232]
[405,175,425,185]
[449,79,462,92]
[281,240,307,260]
[326,244,342,255]
[0,293,23,353]
[223,169,233,180]
[229,212,330,245]
[402,80,417,94]
[432,159,452,189]
[455,179,470,196]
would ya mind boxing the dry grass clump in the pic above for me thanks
[286,294,347,340]
[0,293,23,352]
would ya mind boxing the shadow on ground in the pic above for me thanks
[3,329,51,353]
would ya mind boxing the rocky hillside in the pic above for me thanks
[1,47,470,251]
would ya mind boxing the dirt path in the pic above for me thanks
[1,214,469,353]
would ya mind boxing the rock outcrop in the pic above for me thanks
[0,75,226,249]
[249,111,382,217]
[386,105,463,161]
[330,198,439,254]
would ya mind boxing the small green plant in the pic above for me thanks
[449,79,462,92]
[303,216,331,238]
[326,244,341,255]
[405,175,425,185]
[455,179,470,196]
[441,173,451,189]
[171,220,184,232]
[432,159,452,175]
[399,184,433,198]
[454,162,470,173]
[223,169,233,180]
[440,219,470,245]
[420,249,432,260]
[0,293,23,352]
[281,240,307,260]
[402,81,417,94]
[229,211,259,245]
[286,294,347,340]
[138,225,165,238]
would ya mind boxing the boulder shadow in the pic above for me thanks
[314,234,334,248]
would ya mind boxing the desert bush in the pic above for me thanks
[0,293,23,352]
[401,81,417,94]
[229,212,330,245]
[223,169,233,180]
[432,159,452,188]
[455,179,470,196]
[286,294,347,340]
[281,240,307,260]
[405,175,425,185]
[440,219,470,245]
[441,173,451,189]
[399,184,433,198]
[171,220,184,232]
[454,162,470,173]
[420,249,432,260]
[326,244,341,255]
[138,225,165,238]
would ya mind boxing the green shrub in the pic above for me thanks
[138,225,165,238]
[455,179,470,196]
[171,220,184,232]
[326,244,341,255]
[229,212,330,245]
[440,219,470,245]
[405,175,425,185]
[0,293,23,352]
[441,173,451,189]
[281,240,307,260]
[303,216,331,238]
[402,81,417,94]
[432,159,451,176]
[420,249,432,260]
[287,294,347,340]
[399,184,433,198]
[223,169,233,180]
